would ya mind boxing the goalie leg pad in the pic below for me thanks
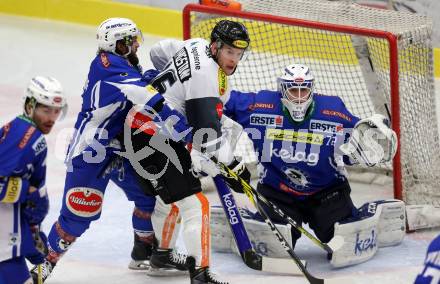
[211,205,292,258]
[358,199,406,247]
[329,199,405,267]
[329,206,380,267]
[362,199,406,247]
[211,205,235,253]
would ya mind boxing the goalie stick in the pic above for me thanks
[215,160,336,258]
[213,176,308,276]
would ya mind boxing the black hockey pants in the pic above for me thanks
[256,180,356,247]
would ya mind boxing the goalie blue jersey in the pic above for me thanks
[0,116,47,261]
[224,90,359,199]
[66,52,145,162]
[415,234,440,284]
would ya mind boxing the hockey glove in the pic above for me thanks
[222,158,250,194]
[23,186,49,226]
[26,226,48,265]
[191,149,221,177]
[340,114,397,167]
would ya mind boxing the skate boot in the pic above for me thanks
[128,233,154,270]
[146,246,190,276]
[30,259,55,283]
[189,256,228,284]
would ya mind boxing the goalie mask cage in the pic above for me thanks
[183,1,439,208]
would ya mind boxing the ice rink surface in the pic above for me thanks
[1,14,439,284]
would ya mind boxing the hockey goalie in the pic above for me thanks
[211,63,405,268]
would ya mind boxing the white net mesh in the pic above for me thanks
[185,0,440,206]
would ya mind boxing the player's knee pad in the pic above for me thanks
[176,193,207,220]
[211,205,293,258]
[47,220,77,262]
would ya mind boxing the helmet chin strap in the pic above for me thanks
[120,45,132,58]
[230,65,238,75]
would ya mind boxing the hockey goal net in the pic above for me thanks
[183,1,440,221]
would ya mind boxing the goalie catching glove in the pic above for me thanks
[340,114,397,167]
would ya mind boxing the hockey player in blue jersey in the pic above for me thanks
[29,18,191,282]
[415,234,440,284]
[0,76,67,284]
[215,63,404,267]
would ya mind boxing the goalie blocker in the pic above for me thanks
[211,199,405,267]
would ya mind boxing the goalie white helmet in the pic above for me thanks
[96,17,142,54]
[24,76,67,119]
[277,64,315,122]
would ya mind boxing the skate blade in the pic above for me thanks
[146,266,189,276]
[128,260,150,270]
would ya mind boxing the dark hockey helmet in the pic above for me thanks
[210,20,250,49]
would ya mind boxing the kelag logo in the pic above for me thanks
[250,114,283,127]
[309,119,343,135]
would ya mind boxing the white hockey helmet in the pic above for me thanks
[96,17,142,54]
[24,76,68,119]
[277,64,315,122]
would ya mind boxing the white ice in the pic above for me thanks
[0,14,438,284]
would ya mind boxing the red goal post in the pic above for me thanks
[182,1,439,220]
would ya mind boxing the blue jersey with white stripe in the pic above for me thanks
[0,115,47,262]
[224,90,359,199]
[66,52,145,161]
[415,234,440,284]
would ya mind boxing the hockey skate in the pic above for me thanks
[128,233,154,270]
[30,259,55,283]
[189,256,228,284]
[146,247,190,276]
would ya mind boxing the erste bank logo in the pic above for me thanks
[309,119,343,135]
[250,113,283,127]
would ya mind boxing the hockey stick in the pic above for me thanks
[253,193,324,284]
[215,160,335,257]
[38,264,43,284]
[213,176,308,276]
